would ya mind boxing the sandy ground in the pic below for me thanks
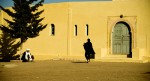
[0,60,150,81]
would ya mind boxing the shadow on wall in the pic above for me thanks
[0,30,21,62]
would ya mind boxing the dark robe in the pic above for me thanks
[83,41,95,59]
[21,52,28,62]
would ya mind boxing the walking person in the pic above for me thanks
[83,38,95,63]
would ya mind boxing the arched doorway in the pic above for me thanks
[112,22,132,56]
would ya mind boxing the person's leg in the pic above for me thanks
[85,53,88,63]
[88,54,90,62]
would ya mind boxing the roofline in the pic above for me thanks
[0,0,112,8]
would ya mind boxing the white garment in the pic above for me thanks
[25,52,32,61]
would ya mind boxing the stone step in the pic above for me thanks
[104,55,127,58]
[96,58,147,63]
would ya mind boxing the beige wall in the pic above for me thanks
[0,0,150,61]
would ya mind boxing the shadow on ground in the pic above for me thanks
[72,61,88,63]
[143,72,150,74]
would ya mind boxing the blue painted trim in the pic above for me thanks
[0,0,112,8]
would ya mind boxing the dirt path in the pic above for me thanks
[0,60,150,81]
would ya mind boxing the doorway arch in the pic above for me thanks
[112,22,132,55]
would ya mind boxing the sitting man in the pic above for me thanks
[21,49,34,62]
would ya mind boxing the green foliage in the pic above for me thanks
[0,30,21,62]
[0,0,47,43]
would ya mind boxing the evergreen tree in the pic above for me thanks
[0,0,47,43]
[0,30,21,62]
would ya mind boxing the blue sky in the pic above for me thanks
[0,0,111,8]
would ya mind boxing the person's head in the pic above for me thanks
[26,49,30,52]
[87,38,90,42]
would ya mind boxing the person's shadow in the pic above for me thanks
[72,61,88,63]
[143,72,150,74]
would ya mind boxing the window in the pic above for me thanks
[51,24,55,36]
[74,25,77,36]
[86,24,89,36]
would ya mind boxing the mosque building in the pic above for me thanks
[0,0,150,62]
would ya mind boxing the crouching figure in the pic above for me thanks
[21,49,34,62]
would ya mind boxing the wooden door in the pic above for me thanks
[112,22,131,54]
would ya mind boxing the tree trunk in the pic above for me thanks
[19,38,25,60]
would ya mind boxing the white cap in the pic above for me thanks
[26,49,30,51]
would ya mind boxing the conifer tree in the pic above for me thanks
[0,30,21,62]
[0,0,47,43]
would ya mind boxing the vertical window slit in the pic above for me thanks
[86,24,89,36]
[51,24,55,36]
[74,25,77,36]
